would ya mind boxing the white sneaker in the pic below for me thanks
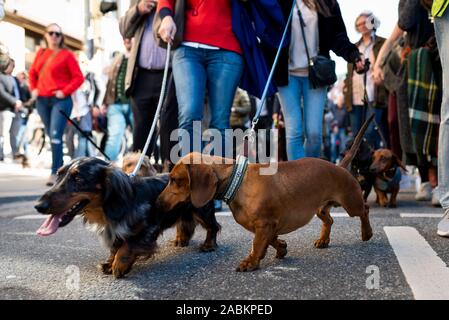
[432,189,442,207]
[415,182,432,201]
[437,209,449,237]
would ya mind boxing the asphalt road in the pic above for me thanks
[1,181,448,300]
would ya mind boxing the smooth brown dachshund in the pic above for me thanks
[156,117,374,272]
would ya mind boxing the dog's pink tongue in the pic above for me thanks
[36,214,61,236]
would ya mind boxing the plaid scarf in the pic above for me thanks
[407,47,441,162]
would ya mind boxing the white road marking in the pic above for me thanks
[13,214,46,220]
[216,211,232,216]
[384,226,449,300]
[400,213,442,218]
[330,213,350,217]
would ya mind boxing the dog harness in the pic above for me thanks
[375,166,402,192]
[220,155,249,204]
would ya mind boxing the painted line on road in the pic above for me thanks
[400,213,442,218]
[384,226,449,300]
[14,214,46,220]
[216,211,232,217]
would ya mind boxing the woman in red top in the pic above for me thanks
[29,23,84,186]
[157,0,244,160]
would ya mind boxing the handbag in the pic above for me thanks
[297,6,336,89]
[152,0,185,50]
[381,36,406,93]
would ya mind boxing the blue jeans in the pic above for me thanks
[36,97,73,174]
[435,11,449,210]
[349,105,388,149]
[172,46,243,157]
[330,127,348,163]
[104,103,133,161]
[73,112,95,158]
[277,75,327,160]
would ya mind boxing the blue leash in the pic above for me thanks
[249,2,295,139]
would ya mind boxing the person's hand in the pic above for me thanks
[15,100,23,112]
[373,65,384,85]
[31,89,39,99]
[158,16,176,44]
[54,90,65,99]
[100,104,108,115]
[138,0,157,15]
[355,59,365,73]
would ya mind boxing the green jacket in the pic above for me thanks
[432,0,449,16]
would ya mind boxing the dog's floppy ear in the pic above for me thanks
[393,154,407,172]
[187,164,218,208]
[102,167,134,222]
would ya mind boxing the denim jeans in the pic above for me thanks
[349,105,388,149]
[435,10,449,210]
[277,75,327,160]
[330,127,348,163]
[104,103,133,161]
[73,112,95,158]
[36,97,73,174]
[172,46,243,157]
[9,111,28,155]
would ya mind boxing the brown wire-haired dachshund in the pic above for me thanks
[34,157,219,278]
[156,117,374,272]
[369,149,406,208]
[122,152,158,177]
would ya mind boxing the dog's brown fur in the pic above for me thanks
[370,149,406,208]
[156,117,374,272]
[122,152,158,177]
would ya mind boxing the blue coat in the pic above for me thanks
[232,0,287,99]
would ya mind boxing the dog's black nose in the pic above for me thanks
[34,201,50,213]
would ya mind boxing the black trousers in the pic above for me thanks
[159,74,179,164]
[130,68,163,159]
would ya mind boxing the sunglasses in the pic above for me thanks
[47,31,62,37]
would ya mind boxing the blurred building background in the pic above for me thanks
[0,0,131,77]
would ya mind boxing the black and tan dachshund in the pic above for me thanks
[341,138,376,201]
[34,157,220,278]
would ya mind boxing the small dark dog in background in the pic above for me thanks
[341,138,376,201]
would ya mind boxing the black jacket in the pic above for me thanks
[265,0,360,87]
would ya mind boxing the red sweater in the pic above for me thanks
[29,48,84,98]
[157,0,242,54]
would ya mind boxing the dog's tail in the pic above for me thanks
[339,114,375,170]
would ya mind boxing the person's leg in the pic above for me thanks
[159,75,179,164]
[349,105,363,139]
[302,78,327,158]
[130,70,163,158]
[206,49,244,158]
[330,129,337,163]
[277,75,305,160]
[435,10,449,235]
[104,104,127,161]
[172,46,207,157]
[0,111,4,160]
[49,97,73,174]
[9,112,22,156]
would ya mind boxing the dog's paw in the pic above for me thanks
[314,238,330,249]
[200,242,217,252]
[172,238,190,247]
[388,203,397,208]
[98,262,112,275]
[236,259,259,272]
[275,239,287,259]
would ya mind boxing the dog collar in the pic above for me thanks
[220,155,248,204]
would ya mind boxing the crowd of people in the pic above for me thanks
[1,0,448,235]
